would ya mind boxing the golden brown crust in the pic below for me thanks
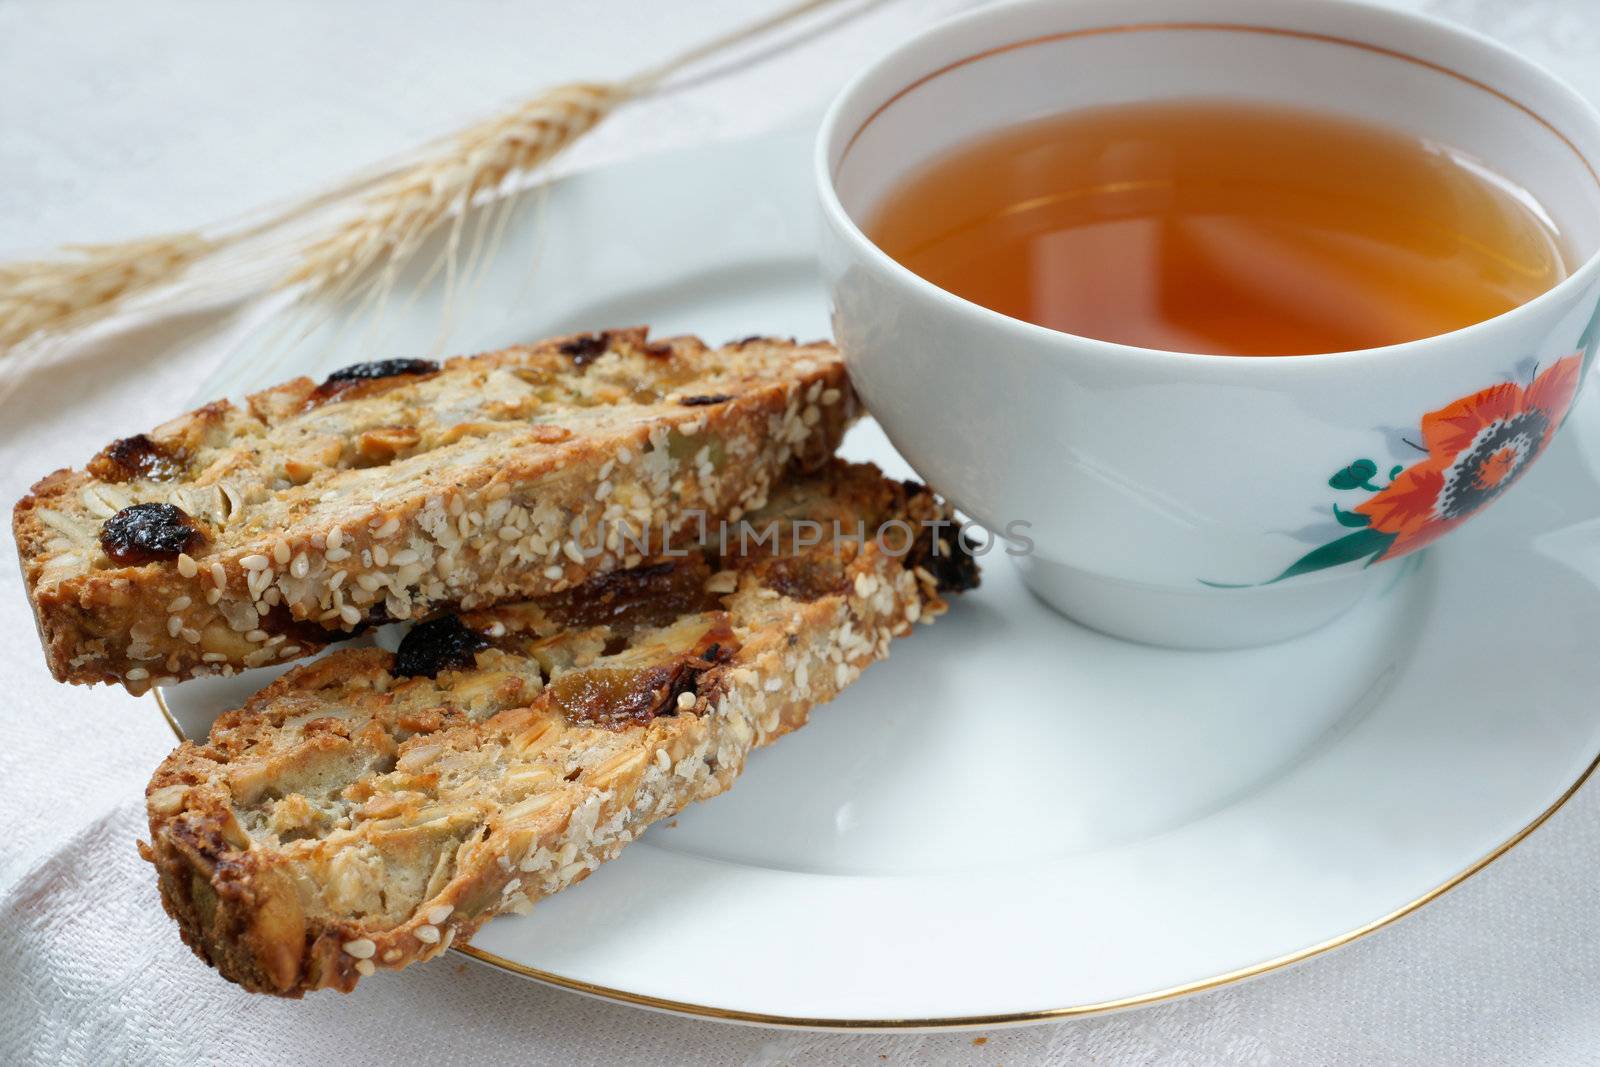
[144,462,977,995]
[15,329,856,692]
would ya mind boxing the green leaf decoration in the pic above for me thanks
[1263,527,1395,584]
[1333,504,1370,528]
[1389,465,1404,481]
[1329,459,1380,492]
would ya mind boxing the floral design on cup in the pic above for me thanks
[1263,352,1586,583]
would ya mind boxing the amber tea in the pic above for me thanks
[868,100,1569,356]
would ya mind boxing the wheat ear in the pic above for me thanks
[0,0,849,355]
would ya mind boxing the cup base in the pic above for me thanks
[1014,557,1380,650]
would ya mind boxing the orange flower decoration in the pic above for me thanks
[1249,352,1587,586]
[1355,353,1583,559]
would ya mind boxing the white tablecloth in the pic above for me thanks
[2,2,1598,1063]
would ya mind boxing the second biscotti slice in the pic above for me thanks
[14,328,854,692]
[143,461,978,996]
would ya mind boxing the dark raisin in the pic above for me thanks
[660,642,732,717]
[88,434,186,483]
[911,520,982,594]
[557,333,610,366]
[99,503,204,565]
[310,359,439,405]
[322,358,439,384]
[393,616,488,678]
[679,394,732,407]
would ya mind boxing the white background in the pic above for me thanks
[2,1,1599,1063]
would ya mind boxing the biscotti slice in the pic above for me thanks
[15,328,855,692]
[143,461,978,995]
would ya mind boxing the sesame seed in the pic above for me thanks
[272,541,291,565]
[176,553,198,578]
[325,547,350,563]
[211,562,227,588]
[279,645,302,658]
[355,959,375,977]
[543,564,564,580]
[290,552,310,579]
[821,388,841,405]
[415,925,441,944]
[372,545,390,567]
[167,596,191,612]
[126,667,150,681]
[166,615,183,637]
[245,629,268,643]
[375,517,400,539]
[618,448,633,464]
[327,527,344,551]
[391,549,419,567]
[426,904,454,925]
[181,628,201,644]
[202,653,227,663]
[595,481,613,501]
[498,525,520,541]
[339,605,362,626]
[205,588,222,605]
[486,621,507,637]
[764,677,783,692]
[240,554,270,571]
[329,569,347,590]
[382,949,402,963]
[342,939,376,959]
[676,691,696,710]
[562,540,584,564]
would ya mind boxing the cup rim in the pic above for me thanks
[813,0,1600,368]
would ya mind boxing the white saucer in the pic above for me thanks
[159,128,1600,1028]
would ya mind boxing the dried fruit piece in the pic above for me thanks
[87,434,186,483]
[100,503,204,565]
[311,359,440,405]
[546,618,736,728]
[557,332,609,366]
[323,358,439,385]
[393,616,488,678]
[910,519,982,594]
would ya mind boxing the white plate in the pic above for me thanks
[160,128,1600,1028]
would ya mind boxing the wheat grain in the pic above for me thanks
[284,82,630,297]
[0,235,218,350]
[0,0,852,357]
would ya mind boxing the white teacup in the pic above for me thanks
[816,0,1600,648]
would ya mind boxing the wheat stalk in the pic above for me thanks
[282,81,631,300]
[0,235,218,350]
[0,0,850,356]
